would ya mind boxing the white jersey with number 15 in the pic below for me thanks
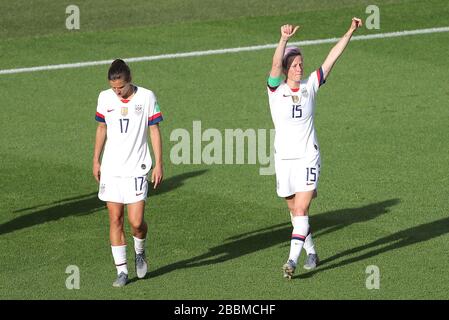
[267,67,325,159]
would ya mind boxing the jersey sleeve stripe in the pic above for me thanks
[148,115,163,126]
[148,112,162,121]
[95,112,105,122]
[317,67,326,87]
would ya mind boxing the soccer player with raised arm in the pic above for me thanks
[267,18,362,279]
[93,59,163,287]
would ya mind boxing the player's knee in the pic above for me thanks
[129,219,144,231]
[110,216,124,228]
[291,207,308,216]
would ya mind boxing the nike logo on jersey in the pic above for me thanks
[306,182,314,186]
[136,192,143,196]
[107,109,115,112]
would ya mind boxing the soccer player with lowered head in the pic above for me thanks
[267,18,362,279]
[93,59,163,287]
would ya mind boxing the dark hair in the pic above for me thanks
[108,59,131,82]
[282,47,302,71]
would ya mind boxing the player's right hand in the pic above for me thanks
[93,161,101,183]
[281,24,300,41]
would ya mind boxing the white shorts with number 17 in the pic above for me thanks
[98,175,148,204]
[275,154,321,198]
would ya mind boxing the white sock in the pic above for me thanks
[303,232,316,255]
[288,216,309,264]
[133,236,146,255]
[291,212,316,255]
[111,245,128,275]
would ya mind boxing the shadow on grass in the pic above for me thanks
[0,192,103,236]
[297,215,449,279]
[145,199,400,280]
[0,170,207,236]
[149,169,207,196]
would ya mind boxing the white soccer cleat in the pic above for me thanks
[282,259,296,280]
[135,252,148,279]
[112,272,128,287]
[303,253,319,270]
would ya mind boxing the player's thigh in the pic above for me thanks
[107,202,125,225]
[127,200,146,228]
[293,190,315,214]
[285,190,315,215]
[285,193,295,211]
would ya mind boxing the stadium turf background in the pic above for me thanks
[1,0,448,299]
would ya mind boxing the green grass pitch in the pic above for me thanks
[1,0,449,300]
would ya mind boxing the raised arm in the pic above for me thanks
[270,24,300,78]
[321,17,362,80]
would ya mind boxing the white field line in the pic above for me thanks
[1,26,448,75]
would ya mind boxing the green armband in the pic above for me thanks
[267,76,282,87]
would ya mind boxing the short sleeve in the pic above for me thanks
[309,67,326,94]
[95,93,106,123]
[148,92,163,126]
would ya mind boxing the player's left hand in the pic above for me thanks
[93,161,101,183]
[281,24,300,41]
[350,17,363,32]
[151,164,163,189]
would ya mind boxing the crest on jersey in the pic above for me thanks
[291,95,300,103]
[135,104,143,114]
[301,88,309,98]
[121,107,128,116]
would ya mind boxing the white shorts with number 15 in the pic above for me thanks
[275,154,321,198]
[98,175,148,204]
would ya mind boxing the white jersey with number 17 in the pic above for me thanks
[95,86,163,177]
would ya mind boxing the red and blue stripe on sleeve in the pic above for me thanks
[316,67,326,87]
[95,112,105,123]
[148,112,163,126]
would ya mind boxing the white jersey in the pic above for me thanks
[95,86,163,177]
[267,67,325,159]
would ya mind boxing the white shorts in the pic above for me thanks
[98,175,148,204]
[275,154,321,198]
